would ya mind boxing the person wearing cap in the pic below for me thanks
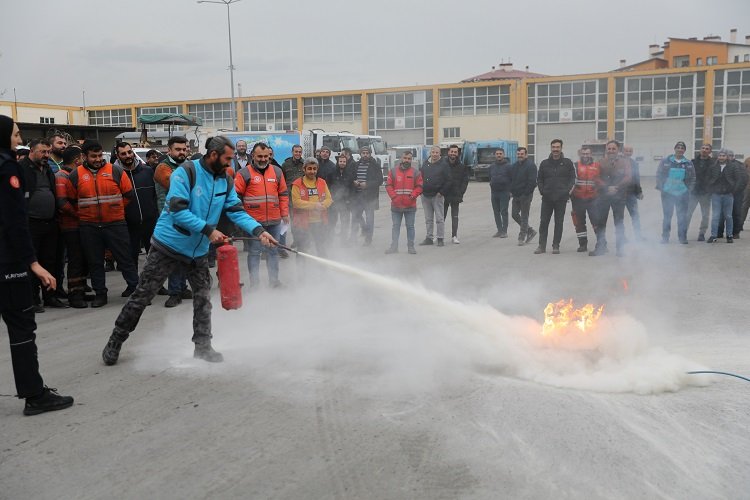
[656,141,696,244]
[706,148,741,243]
[0,114,74,415]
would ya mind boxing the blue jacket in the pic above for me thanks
[656,155,695,196]
[153,158,262,260]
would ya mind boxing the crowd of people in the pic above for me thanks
[2,107,750,414]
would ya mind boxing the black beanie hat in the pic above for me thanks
[0,114,14,149]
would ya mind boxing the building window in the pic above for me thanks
[88,108,133,127]
[39,117,55,124]
[673,55,690,68]
[303,95,362,123]
[745,54,750,62]
[619,74,696,119]
[706,56,718,66]
[696,58,703,66]
[243,99,297,132]
[717,69,750,115]
[137,106,180,131]
[439,85,510,116]
[188,102,234,129]
[443,127,460,138]
[368,90,433,145]
[531,79,603,123]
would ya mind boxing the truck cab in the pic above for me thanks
[356,134,390,181]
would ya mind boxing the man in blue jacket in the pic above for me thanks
[102,136,277,365]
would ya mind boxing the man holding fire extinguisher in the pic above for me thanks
[102,136,277,365]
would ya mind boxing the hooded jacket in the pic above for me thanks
[116,159,158,225]
[510,158,538,197]
[656,155,696,196]
[537,153,576,202]
[0,149,38,278]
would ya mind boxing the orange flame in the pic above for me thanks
[622,279,629,292]
[542,299,604,337]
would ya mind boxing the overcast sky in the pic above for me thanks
[2,0,748,106]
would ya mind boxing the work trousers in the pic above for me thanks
[390,209,416,249]
[422,195,445,240]
[111,246,212,345]
[294,222,328,258]
[625,193,642,239]
[127,217,157,273]
[79,223,139,295]
[711,193,734,238]
[28,218,58,303]
[687,192,711,237]
[248,223,281,286]
[1,279,44,398]
[570,196,597,242]
[443,200,461,238]
[350,195,376,242]
[732,190,745,235]
[594,195,626,251]
[328,201,351,241]
[661,192,689,242]
[538,197,567,249]
[511,193,534,240]
[60,230,87,294]
[490,190,511,235]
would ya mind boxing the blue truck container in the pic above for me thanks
[464,140,519,181]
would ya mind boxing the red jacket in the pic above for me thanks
[234,164,288,225]
[291,176,331,229]
[68,163,133,224]
[572,161,600,200]
[386,164,423,211]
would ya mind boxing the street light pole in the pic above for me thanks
[197,0,241,131]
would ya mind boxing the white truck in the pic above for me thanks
[356,134,390,181]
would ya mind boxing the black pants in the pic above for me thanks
[61,230,88,294]
[79,223,139,295]
[443,200,461,237]
[511,194,534,240]
[538,197,567,248]
[127,217,157,272]
[28,218,58,303]
[594,195,626,251]
[1,279,44,398]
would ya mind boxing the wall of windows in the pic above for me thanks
[438,85,510,116]
[243,99,297,132]
[711,68,750,150]
[303,95,361,122]
[88,108,133,127]
[367,90,434,145]
[188,102,234,129]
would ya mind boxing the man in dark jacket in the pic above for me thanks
[280,144,305,254]
[489,148,513,239]
[590,141,632,257]
[534,139,576,254]
[707,149,741,243]
[419,146,452,247]
[328,155,354,243]
[20,138,66,310]
[442,144,469,244]
[687,143,713,241]
[0,114,74,416]
[623,145,644,242]
[115,142,158,273]
[510,147,538,245]
[349,146,382,246]
[729,150,748,238]
[316,146,337,186]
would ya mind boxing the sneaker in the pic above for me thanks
[727,237,734,243]
[194,344,224,363]
[436,238,444,247]
[23,387,74,416]
[385,246,398,254]
[362,238,372,247]
[518,239,525,246]
[697,233,705,242]
[120,286,136,298]
[552,246,560,254]
[499,233,508,239]
[452,236,460,244]
[157,286,169,296]
[679,239,688,245]
[419,238,434,246]
[165,295,182,308]
[407,247,417,255]
[707,236,716,243]
[525,228,537,243]
[43,296,69,308]
[277,248,290,259]
[661,237,669,244]
[102,335,126,366]
[181,288,193,300]
[91,294,107,308]
[492,232,502,238]
[270,280,284,289]
[588,247,605,256]
[534,246,545,254]
[577,245,588,253]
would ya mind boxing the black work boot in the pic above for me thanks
[577,238,588,252]
[23,387,74,416]
[102,333,128,366]
[91,293,107,308]
[194,344,224,363]
[68,291,88,309]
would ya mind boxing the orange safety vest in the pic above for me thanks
[234,164,288,225]
[68,163,132,224]
[54,168,79,231]
[291,176,329,229]
[573,161,601,200]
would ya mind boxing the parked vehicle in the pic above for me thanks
[356,134,390,180]
[221,130,359,163]
[464,140,519,181]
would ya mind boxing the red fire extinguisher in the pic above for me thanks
[216,243,242,310]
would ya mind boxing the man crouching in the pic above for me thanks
[102,137,277,365]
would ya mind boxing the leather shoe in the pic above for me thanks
[43,297,69,308]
